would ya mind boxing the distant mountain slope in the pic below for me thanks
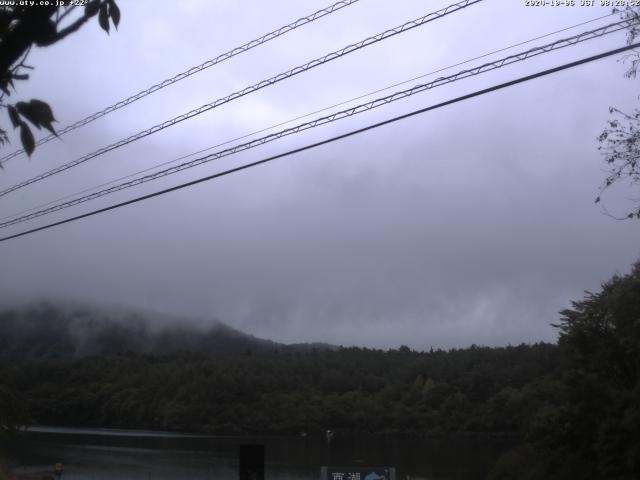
[0,301,323,359]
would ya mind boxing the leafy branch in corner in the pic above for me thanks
[0,0,120,162]
[596,6,640,219]
[596,107,640,219]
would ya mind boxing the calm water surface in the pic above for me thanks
[6,427,513,480]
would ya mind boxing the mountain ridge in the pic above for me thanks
[0,300,336,359]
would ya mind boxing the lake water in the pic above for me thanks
[5,427,513,479]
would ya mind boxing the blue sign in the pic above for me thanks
[321,466,396,480]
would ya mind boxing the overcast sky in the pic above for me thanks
[0,0,639,349]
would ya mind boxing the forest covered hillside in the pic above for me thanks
[1,342,561,436]
[0,301,333,359]
[0,302,562,437]
[1,261,639,479]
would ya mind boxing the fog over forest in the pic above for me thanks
[1,2,640,478]
[0,0,638,350]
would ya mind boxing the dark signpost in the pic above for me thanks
[53,462,63,479]
[321,466,396,480]
[239,444,264,480]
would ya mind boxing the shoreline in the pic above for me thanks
[17,424,522,441]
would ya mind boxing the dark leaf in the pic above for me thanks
[85,0,101,17]
[595,196,601,204]
[108,0,120,29]
[15,99,57,134]
[41,121,56,136]
[15,101,40,129]
[33,19,57,47]
[29,99,56,124]
[20,123,35,156]
[10,73,28,81]
[7,105,20,128]
[98,3,109,34]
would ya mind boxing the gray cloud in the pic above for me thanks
[1,0,639,349]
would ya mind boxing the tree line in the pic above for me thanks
[1,343,560,437]
[1,261,638,479]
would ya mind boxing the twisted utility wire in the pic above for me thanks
[0,11,618,224]
[0,0,361,166]
[1,42,638,243]
[0,0,483,198]
[0,18,633,230]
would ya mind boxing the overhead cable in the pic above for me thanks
[0,0,483,198]
[0,11,619,225]
[0,18,633,230]
[2,42,638,244]
[0,0,362,166]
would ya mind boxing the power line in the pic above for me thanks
[0,0,362,166]
[1,42,637,244]
[0,18,632,230]
[0,0,483,199]
[0,11,619,225]
[0,18,631,227]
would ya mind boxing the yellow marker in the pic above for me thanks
[54,463,63,475]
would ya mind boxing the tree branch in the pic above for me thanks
[46,7,98,45]
[55,6,76,27]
